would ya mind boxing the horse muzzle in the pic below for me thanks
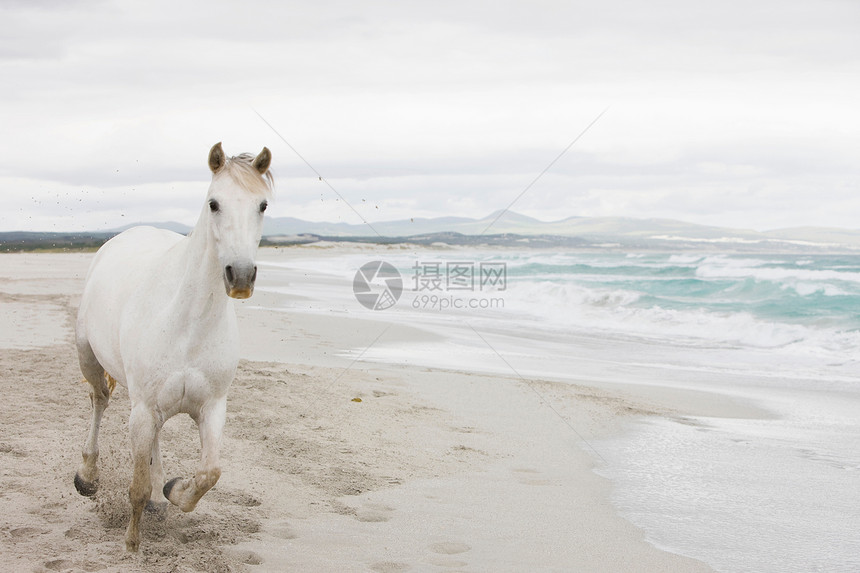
[223,262,257,299]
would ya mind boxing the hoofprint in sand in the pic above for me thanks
[0,251,719,572]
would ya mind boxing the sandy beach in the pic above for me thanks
[0,249,765,572]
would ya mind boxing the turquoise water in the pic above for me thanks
[477,252,860,359]
[509,253,860,320]
[503,252,860,325]
[290,249,860,371]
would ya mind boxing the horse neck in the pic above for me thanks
[172,213,230,319]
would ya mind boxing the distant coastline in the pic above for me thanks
[4,210,860,253]
[4,230,860,254]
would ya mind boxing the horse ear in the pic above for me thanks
[253,147,271,174]
[209,142,226,173]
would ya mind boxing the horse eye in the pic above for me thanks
[209,200,220,213]
[259,201,268,213]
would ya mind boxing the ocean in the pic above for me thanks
[257,248,860,572]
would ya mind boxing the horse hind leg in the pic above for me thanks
[74,341,113,497]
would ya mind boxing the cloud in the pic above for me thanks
[0,0,858,232]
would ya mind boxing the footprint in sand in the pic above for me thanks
[370,562,410,572]
[228,549,264,565]
[426,542,471,568]
[268,520,298,540]
[519,477,553,486]
[10,527,50,538]
[354,502,395,523]
[234,492,263,507]
[44,559,75,571]
[512,467,552,486]
[428,542,471,555]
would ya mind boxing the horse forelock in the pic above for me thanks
[216,154,274,198]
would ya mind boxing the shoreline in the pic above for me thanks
[0,250,759,571]
[246,247,859,573]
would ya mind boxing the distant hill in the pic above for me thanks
[0,222,191,252]
[262,232,591,249]
[107,221,192,234]
[263,211,860,250]
[3,212,860,252]
[263,210,546,237]
[0,231,114,252]
[262,209,766,240]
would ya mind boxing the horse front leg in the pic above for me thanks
[145,428,169,519]
[125,405,157,552]
[163,398,226,513]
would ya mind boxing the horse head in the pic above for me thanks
[204,142,272,299]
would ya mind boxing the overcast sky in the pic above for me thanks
[1,0,858,232]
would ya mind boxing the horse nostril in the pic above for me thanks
[251,266,257,283]
[225,265,234,284]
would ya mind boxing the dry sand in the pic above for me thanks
[0,250,726,572]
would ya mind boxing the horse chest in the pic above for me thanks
[120,302,238,408]
[154,366,234,419]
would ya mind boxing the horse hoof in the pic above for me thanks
[74,472,98,497]
[145,500,168,521]
[163,477,181,501]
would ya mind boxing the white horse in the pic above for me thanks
[74,142,272,552]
